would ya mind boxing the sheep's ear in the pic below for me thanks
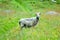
[38,12,41,15]
[35,13,37,16]
[37,12,41,14]
[35,12,41,15]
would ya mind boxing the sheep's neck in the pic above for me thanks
[32,17,39,26]
[36,16,39,21]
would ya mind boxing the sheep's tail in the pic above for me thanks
[19,21,21,30]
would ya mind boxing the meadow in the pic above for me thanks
[0,0,60,40]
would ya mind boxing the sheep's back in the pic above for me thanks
[19,17,37,26]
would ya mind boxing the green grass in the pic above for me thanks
[0,1,60,40]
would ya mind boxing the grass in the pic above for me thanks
[0,0,60,40]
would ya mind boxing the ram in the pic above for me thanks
[19,12,41,29]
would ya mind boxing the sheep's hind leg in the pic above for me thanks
[20,23,24,30]
[21,26,24,29]
[21,24,26,29]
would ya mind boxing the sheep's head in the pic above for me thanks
[36,12,41,17]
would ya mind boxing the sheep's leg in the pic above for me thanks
[20,23,24,29]
[21,26,24,30]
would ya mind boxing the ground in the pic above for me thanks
[0,1,60,40]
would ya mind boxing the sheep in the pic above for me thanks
[19,12,41,29]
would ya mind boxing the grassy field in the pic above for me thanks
[0,0,60,40]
